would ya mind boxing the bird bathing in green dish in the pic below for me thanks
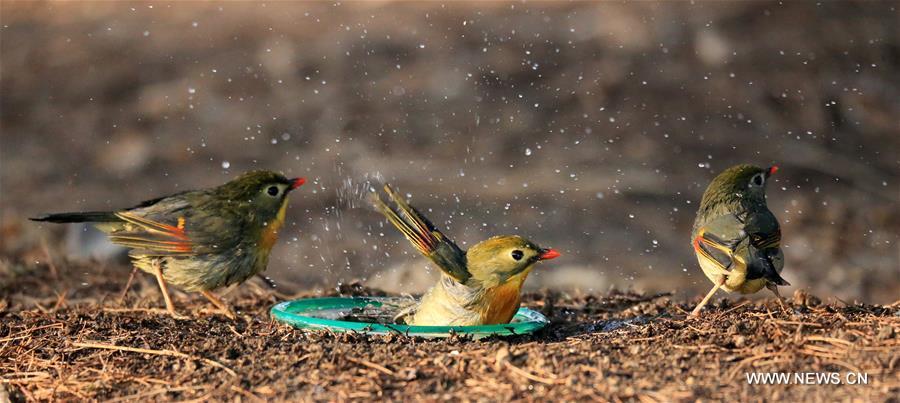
[270,297,549,339]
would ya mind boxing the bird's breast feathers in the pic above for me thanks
[258,199,289,252]
[477,266,533,324]
[412,267,533,326]
[479,280,524,324]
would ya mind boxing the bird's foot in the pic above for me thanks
[165,309,190,320]
[767,284,790,315]
[200,290,238,320]
[218,307,237,320]
[196,307,237,319]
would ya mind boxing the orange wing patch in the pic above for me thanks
[109,212,193,255]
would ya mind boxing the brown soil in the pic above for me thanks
[2,260,897,402]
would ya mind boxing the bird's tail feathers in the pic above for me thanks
[30,211,120,223]
[766,271,791,286]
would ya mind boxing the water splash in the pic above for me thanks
[336,172,385,210]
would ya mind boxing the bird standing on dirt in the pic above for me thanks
[372,185,560,326]
[690,164,789,317]
[31,170,305,319]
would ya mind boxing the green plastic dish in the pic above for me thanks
[270,297,548,339]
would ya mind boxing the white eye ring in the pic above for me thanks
[751,173,765,187]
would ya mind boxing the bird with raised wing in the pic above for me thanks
[372,185,560,326]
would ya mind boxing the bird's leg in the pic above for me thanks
[767,283,790,314]
[119,266,139,303]
[691,275,726,318]
[200,290,236,320]
[151,260,184,319]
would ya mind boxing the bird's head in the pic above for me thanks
[700,164,777,208]
[465,235,560,287]
[218,170,305,220]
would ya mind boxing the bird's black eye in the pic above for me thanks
[511,250,524,261]
[267,186,280,196]
[751,174,765,187]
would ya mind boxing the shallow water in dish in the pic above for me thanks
[305,306,398,324]
[305,302,535,325]
[294,296,416,324]
[270,297,550,338]
[306,308,354,321]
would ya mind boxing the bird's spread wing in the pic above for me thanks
[372,185,470,283]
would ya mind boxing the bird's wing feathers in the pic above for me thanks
[693,213,750,274]
[372,185,470,283]
[694,232,737,273]
[749,230,781,249]
[108,192,238,257]
[743,211,788,285]
[694,211,783,277]
[110,211,195,256]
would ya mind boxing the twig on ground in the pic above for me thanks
[71,341,236,377]
[346,357,396,376]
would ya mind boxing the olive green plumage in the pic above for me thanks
[31,170,305,318]
[693,164,768,234]
[464,235,550,287]
[690,164,789,316]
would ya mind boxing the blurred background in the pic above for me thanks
[1,2,898,303]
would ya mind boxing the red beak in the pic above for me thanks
[767,165,779,177]
[290,177,306,190]
[539,248,561,260]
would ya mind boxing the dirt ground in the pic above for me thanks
[1,259,897,402]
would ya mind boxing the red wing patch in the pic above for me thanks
[109,211,193,255]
